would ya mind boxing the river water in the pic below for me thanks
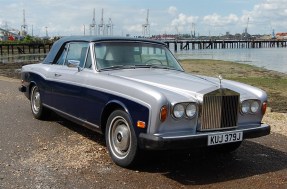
[174,47,287,74]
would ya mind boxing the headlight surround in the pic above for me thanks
[250,101,260,113]
[241,101,250,114]
[186,103,197,118]
[173,104,185,118]
[172,102,197,119]
[241,100,261,114]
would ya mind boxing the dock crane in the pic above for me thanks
[244,17,249,39]
[142,9,150,37]
[98,8,105,35]
[106,18,113,36]
[21,9,28,36]
[89,8,96,35]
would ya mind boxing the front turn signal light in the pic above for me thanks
[137,121,146,129]
[262,102,267,115]
[160,105,168,122]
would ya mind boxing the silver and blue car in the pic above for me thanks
[19,36,270,167]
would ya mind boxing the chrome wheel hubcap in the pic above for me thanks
[109,116,131,158]
[32,88,40,114]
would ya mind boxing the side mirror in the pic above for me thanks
[67,60,80,68]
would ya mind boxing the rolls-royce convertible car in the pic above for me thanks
[19,36,270,167]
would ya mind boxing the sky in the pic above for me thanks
[1,0,287,37]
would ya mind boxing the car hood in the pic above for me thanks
[107,69,265,102]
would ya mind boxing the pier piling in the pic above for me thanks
[164,39,287,51]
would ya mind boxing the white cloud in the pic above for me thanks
[124,24,143,34]
[168,6,177,15]
[203,13,239,27]
[168,13,199,34]
[241,0,287,33]
[171,13,199,26]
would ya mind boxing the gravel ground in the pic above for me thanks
[263,111,287,136]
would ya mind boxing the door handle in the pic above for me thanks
[54,73,62,77]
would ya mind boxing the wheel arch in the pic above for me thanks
[101,100,130,134]
[28,81,37,99]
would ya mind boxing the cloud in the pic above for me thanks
[124,24,143,34]
[171,13,199,26]
[203,13,239,27]
[241,0,287,33]
[168,6,177,15]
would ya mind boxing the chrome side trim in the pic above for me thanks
[43,103,102,132]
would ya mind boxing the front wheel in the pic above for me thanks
[105,110,139,167]
[30,85,49,120]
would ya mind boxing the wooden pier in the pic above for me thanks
[164,39,287,51]
[0,43,53,56]
[1,40,286,56]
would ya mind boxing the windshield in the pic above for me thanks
[94,42,183,71]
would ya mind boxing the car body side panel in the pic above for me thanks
[21,70,150,136]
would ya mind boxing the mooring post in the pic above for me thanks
[166,42,169,49]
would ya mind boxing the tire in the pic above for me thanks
[105,110,139,167]
[30,85,48,120]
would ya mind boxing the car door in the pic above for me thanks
[50,42,90,118]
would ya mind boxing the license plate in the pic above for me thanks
[208,131,243,146]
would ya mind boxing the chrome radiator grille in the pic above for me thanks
[200,89,239,131]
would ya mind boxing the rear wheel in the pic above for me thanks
[30,85,48,120]
[105,110,139,167]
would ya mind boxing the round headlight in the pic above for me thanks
[251,101,260,113]
[186,103,197,118]
[241,101,250,114]
[173,104,185,118]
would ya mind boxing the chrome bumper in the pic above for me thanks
[139,124,270,150]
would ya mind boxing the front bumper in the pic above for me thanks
[19,85,27,92]
[139,123,270,150]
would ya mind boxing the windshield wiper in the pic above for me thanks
[132,64,174,70]
[100,64,180,71]
[99,65,135,71]
[148,64,178,70]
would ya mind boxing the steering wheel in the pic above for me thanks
[144,59,163,65]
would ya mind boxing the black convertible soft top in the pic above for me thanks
[43,36,166,64]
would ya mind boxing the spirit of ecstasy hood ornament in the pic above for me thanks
[218,75,223,88]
